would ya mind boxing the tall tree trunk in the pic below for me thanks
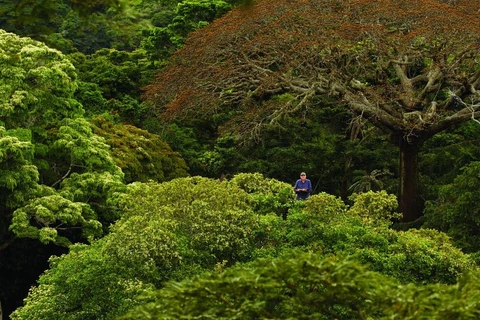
[398,140,423,222]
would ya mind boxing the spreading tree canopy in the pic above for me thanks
[145,0,480,222]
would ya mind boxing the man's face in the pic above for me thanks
[300,174,306,182]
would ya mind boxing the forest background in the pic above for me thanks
[1,0,480,319]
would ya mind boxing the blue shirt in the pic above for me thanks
[294,179,312,200]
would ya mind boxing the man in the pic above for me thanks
[294,172,312,200]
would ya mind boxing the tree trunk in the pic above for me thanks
[398,140,424,222]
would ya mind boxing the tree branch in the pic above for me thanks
[51,163,73,188]
[391,57,414,107]
[425,104,480,139]
[344,92,402,133]
[417,66,442,102]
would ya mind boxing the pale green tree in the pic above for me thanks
[0,30,124,250]
[11,176,260,320]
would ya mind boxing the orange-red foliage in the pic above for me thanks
[145,0,480,138]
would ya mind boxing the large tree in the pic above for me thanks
[0,28,125,317]
[145,0,480,222]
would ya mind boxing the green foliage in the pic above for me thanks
[52,118,122,176]
[11,177,260,319]
[386,228,474,284]
[0,127,42,249]
[0,30,83,129]
[9,195,102,246]
[59,171,126,232]
[283,192,347,249]
[12,116,127,246]
[10,176,478,319]
[421,131,466,185]
[349,169,393,194]
[90,116,189,183]
[122,251,395,320]
[0,127,38,204]
[159,122,218,176]
[73,81,108,116]
[423,161,480,253]
[388,269,480,320]
[303,192,348,220]
[115,177,258,266]
[227,172,295,216]
[252,212,289,258]
[196,134,243,177]
[0,0,142,54]
[121,250,480,320]
[0,0,69,37]
[169,0,231,41]
[420,122,480,201]
[347,190,402,226]
[140,0,232,61]
[280,191,473,285]
[10,242,156,320]
[68,49,155,123]
[0,32,126,249]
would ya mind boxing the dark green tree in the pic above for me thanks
[423,161,480,253]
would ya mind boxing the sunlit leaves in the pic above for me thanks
[0,32,126,250]
[53,117,122,175]
[11,176,260,319]
[227,172,295,216]
[9,194,102,246]
[347,190,402,226]
[10,175,477,319]
[283,191,472,284]
[115,177,258,265]
[0,30,83,129]
[0,127,39,209]
[10,242,155,320]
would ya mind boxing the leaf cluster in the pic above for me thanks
[122,250,480,320]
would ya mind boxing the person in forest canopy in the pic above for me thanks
[294,172,312,200]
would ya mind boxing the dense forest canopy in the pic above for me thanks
[1,0,480,319]
[9,175,479,319]
[146,0,480,222]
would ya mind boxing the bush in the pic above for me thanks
[121,250,480,320]
[283,191,474,284]
[227,172,295,217]
[120,251,396,320]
